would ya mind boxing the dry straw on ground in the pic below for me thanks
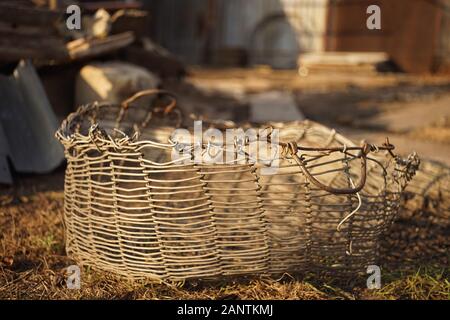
[0,186,448,299]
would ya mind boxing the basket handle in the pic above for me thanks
[122,89,182,124]
[121,89,175,110]
[286,141,395,195]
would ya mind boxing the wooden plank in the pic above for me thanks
[111,9,149,38]
[66,32,135,60]
[0,32,68,61]
[0,46,67,62]
[0,3,63,27]
[0,22,57,37]
[81,1,143,12]
[298,52,389,74]
[299,52,389,66]
[0,29,134,64]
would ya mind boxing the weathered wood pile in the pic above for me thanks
[0,1,134,64]
[0,1,185,78]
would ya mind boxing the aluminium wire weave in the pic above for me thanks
[56,90,420,281]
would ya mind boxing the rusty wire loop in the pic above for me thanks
[279,140,396,195]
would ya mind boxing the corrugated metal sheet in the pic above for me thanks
[0,60,64,183]
[147,0,208,64]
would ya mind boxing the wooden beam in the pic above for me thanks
[66,32,135,60]
[0,3,63,27]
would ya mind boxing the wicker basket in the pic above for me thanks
[56,90,420,281]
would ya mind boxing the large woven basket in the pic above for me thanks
[56,90,419,281]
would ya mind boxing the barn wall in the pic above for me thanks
[146,0,450,72]
[435,1,450,72]
[325,0,450,73]
[325,0,392,52]
[147,0,330,67]
[388,0,442,73]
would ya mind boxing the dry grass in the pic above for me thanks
[371,269,450,300]
[0,178,448,300]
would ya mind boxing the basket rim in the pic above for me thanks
[55,91,419,195]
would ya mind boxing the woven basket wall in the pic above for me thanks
[56,90,419,281]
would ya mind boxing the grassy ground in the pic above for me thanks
[0,180,448,300]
